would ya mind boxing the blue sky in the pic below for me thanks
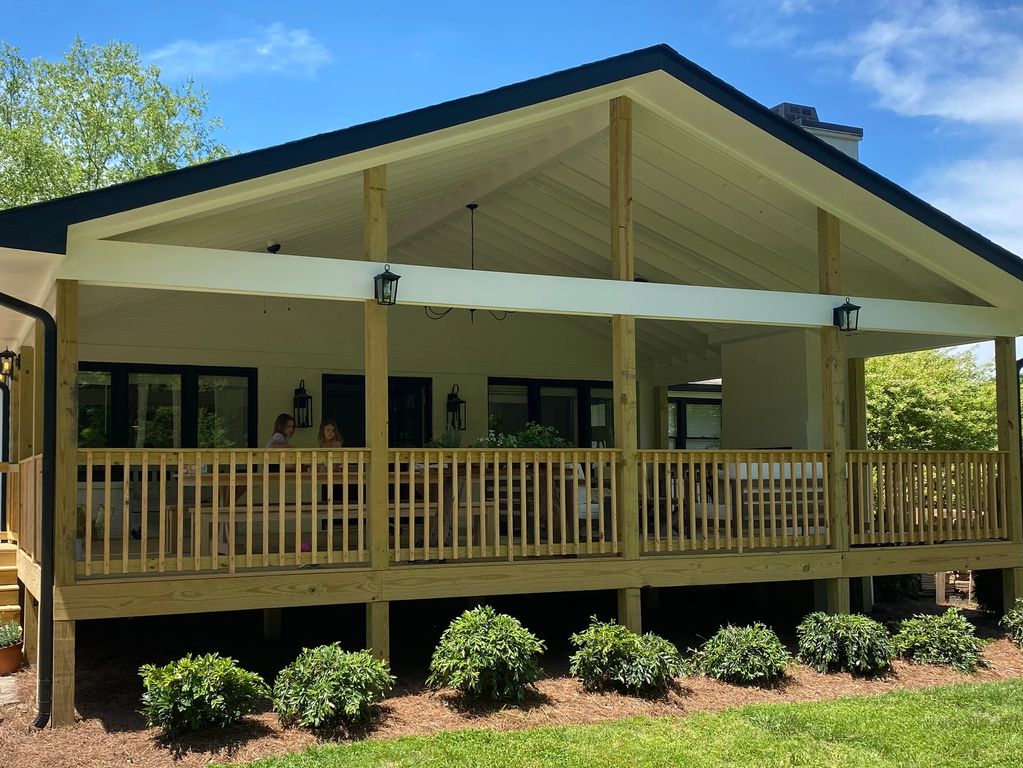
[4,1,1022,355]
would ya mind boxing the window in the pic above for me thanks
[667,397,722,449]
[78,371,113,448]
[77,364,257,449]
[487,378,612,448]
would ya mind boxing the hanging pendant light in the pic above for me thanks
[425,203,508,322]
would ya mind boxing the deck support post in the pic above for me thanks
[818,209,850,614]
[22,593,38,665]
[364,165,391,661]
[51,620,74,726]
[610,96,641,633]
[995,337,1022,610]
[263,608,282,641]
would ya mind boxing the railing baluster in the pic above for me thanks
[246,451,254,568]
[85,452,94,576]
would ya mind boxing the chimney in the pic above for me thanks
[771,103,863,160]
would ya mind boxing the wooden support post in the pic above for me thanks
[22,593,38,666]
[617,587,642,634]
[263,608,282,641]
[366,601,390,661]
[847,357,872,610]
[995,336,1022,610]
[818,209,850,613]
[55,280,79,588]
[364,165,391,660]
[51,620,75,727]
[15,346,33,460]
[610,96,642,628]
[33,322,44,457]
[653,386,669,448]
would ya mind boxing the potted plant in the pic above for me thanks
[0,620,23,675]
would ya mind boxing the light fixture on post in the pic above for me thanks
[293,379,313,428]
[374,264,400,306]
[833,297,861,333]
[425,203,508,322]
[446,384,467,431]
[0,347,17,384]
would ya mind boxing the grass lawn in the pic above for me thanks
[230,680,1023,768]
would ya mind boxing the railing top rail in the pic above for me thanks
[637,449,831,456]
[847,449,1007,456]
[393,447,621,454]
[76,447,369,456]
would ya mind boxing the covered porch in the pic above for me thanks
[1,48,1023,726]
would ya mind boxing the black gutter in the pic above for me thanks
[0,292,55,728]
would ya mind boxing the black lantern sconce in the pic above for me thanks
[0,347,18,385]
[374,264,400,306]
[833,297,861,333]
[446,384,467,431]
[293,379,313,428]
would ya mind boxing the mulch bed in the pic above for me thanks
[2,601,1021,768]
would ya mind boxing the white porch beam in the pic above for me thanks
[60,239,1023,337]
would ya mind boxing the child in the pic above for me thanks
[318,419,343,448]
[266,413,295,449]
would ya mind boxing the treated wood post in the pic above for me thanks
[610,95,641,633]
[818,209,850,614]
[51,279,79,727]
[653,386,669,449]
[55,280,79,589]
[263,608,282,641]
[995,337,1022,611]
[22,594,38,666]
[847,357,872,611]
[52,620,75,726]
[364,165,391,660]
[15,346,34,460]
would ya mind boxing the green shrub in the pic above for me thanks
[873,574,921,602]
[999,598,1023,647]
[139,653,268,735]
[697,623,790,686]
[427,605,545,702]
[893,608,984,672]
[273,645,394,730]
[796,612,894,676]
[0,620,22,649]
[569,618,685,695]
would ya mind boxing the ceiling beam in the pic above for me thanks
[60,239,1023,337]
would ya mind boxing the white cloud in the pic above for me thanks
[147,23,332,80]
[916,157,1023,255]
[719,0,830,48]
[840,1,1023,126]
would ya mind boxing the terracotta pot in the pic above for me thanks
[0,642,23,675]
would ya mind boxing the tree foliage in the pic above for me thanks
[0,38,228,209]
[865,348,997,451]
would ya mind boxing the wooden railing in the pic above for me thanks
[1,461,20,545]
[390,449,620,562]
[847,451,1008,545]
[76,449,368,576]
[637,451,832,553]
[13,455,41,561]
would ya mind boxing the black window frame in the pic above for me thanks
[78,362,259,448]
[487,376,613,448]
[667,395,722,450]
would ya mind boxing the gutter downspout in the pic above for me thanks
[0,292,56,728]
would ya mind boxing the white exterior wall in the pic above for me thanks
[79,288,638,447]
[720,329,823,449]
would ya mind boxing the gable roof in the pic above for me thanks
[1,43,1021,283]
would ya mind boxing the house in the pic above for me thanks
[0,44,1021,727]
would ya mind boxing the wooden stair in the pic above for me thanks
[0,543,19,623]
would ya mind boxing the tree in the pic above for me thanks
[0,38,228,209]
[865,348,997,451]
